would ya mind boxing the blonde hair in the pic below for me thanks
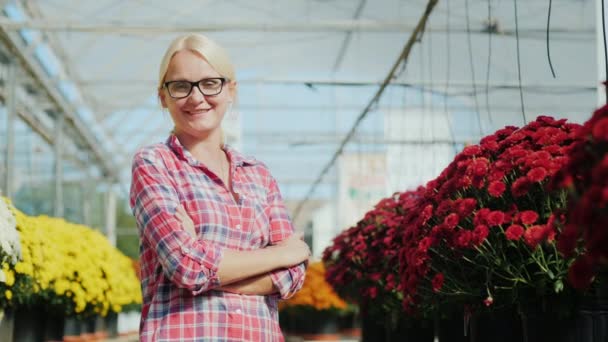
[158,33,236,89]
[159,34,235,146]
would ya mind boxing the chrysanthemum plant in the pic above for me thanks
[399,116,584,316]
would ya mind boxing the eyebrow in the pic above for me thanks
[164,77,223,82]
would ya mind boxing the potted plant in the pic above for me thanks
[279,261,349,340]
[323,190,434,342]
[398,116,593,341]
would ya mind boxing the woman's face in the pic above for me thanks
[160,49,234,139]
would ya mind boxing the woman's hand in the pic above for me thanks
[175,205,197,237]
[271,232,311,267]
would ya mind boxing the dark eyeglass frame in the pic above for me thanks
[163,77,228,99]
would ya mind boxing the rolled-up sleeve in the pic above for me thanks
[130,149,223,295]
[265,176,307,299]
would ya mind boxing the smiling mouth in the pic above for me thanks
[186,109,211,115]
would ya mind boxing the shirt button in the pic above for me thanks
[235,309,242,314]
[235,224,241,230]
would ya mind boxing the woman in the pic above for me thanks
[130,33,310,341]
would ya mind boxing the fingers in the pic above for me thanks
[176,205,187,216]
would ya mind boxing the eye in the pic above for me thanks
[171,82,191,92]
[202,79,222,88]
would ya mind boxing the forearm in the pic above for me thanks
[219,273,277,295]
[217,247,286,285]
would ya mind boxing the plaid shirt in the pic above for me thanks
[130,135,306,341]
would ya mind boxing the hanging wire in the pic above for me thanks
[419,42,428,186]
[514,0,527,124]
[603,0,608,102]
[292,0,440,221]
[546,0,557,78]
[485,0,495,130]
[399,83,408,190]
[465,0,483,136]
[428,28,437,176]
[443,0,458,156]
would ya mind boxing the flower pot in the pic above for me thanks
[469,307,522,342]
[360,310,386,342]
[0,309,15,342]
[63,317,82,342]
[520,291,608,342]
[43,308,65,341]
[282,307,341,340]
[436,313,468,342]
[104,312,118,338]
[359,307,433,342]
[338,310,361,338]
[389,317,434,342]
[13,305,46,342]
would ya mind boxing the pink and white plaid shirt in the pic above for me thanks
[130,135,306,341]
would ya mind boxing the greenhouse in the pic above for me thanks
[0,0,606,341]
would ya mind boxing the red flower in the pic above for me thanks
[505,224,525,241]
[474,208,491,226]
[418,237,433,253]
[524,225,546,249]
[462,145,482,156]
[420,205,434,225]
[592,117,608,141]
[568,255,596,289]
[487,211,505,227]
[444,213,460,229]
[454,230,472,248]
[488,181,506,197]
[520,210,539,225]
[457,198,477,217]
[511,177,531,197]
[431,273,444,293]
[472,225,489,245]
[527,167,548,182]
[483,296,494,307]
[368,286,378,299]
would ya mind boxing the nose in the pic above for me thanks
[186,85,206,104]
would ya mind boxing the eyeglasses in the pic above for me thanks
[163,77,227,99]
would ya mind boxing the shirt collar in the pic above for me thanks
[166,134,257,167]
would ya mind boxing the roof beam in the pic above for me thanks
[0,17,594,35]
[0,26,117,180]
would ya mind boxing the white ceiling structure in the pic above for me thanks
[0,0,600,221]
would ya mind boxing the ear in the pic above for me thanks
[227,80,237,101]
[158,89,168,108]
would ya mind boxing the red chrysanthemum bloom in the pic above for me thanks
[488,180,506,197]
[483,296,494,307]
[524,225,546,249]
[454,230,472,248]
[520,210,539,225]
[472,224,489,245]
[444,213,460,229]
[568,255,596,289]
[592,117,608,141]
[467,158,490,177]
[511,177,531,197]
[462,145,482,156]
[527,167,548,182]
[457,198,477,217]
[505,224,525,241]
[418,236,433,253]
[431,273,444,293]
[487,211,505,226]
[474,208,491,226]
[420,204,434,225]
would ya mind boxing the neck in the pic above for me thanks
[174,129,224,163]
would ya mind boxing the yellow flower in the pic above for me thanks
[5,290,12,300]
